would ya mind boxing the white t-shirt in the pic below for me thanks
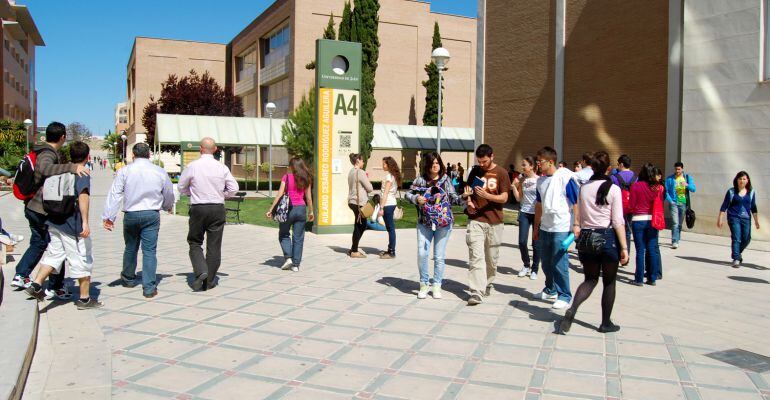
[520,176,538,214]
[536,168,580,232]
[383,173,398,206]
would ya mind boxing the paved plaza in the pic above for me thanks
[2,167,770,400]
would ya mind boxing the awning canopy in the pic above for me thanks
[156,114,475,151]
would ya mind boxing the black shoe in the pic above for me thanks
[632,281,644,287]
[192,272,208,291]
[121,279,139,288]
[645,280,656,286]
[143,289,158,299]
[557,309,575,334]
[25,285,45,301]
[467,294,483,306]
[76,298,104,310]
[206,280,217,290]
[598,322,621,333]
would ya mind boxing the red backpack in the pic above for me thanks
[12,148,55,201]
[614,171,637,215]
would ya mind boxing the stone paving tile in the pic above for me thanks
[335,346,405,368]
[456,383,526,400]
[618,356,680,381]
[183,345,259,370]
[420,337,480,357]
[698,387,764,400]
[131,338,203,360]
[305,364,381,392]
[197,375,284,400]
[279,338,347,359]
[400,354,467,378]
[279,387,352,399]
[544,369,605,397]
[240,355,316,380]
[376,374,452,400]
[133,364,213,393]
[550,351,605,373]
[174,323,238,342]
[482,343,541,365]
[468,361,533,387]
[309,325,368,342]
[620,377,686,400]
[689,364,758,389]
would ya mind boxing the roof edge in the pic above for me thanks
[11,5,45,46]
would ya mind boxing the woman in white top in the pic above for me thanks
[378,157,401,259]
[558,151,629,335]
[513,156,540,280]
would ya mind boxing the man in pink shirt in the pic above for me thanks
[178,137,239,291]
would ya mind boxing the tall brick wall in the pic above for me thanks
[483,0,555,167]
[562,0,669,169]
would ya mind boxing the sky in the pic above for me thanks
[28,0,477,138]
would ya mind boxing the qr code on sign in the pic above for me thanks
[339,131,352,149]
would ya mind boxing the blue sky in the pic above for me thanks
[30,0,476,137]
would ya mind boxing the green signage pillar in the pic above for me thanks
[314,39,362,234]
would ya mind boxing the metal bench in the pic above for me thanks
[225,191,247,224]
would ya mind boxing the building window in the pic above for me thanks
[236,47,257,82]
[240,91,258,117]
[235,148,258,165]
[263,25,290,68]
[260,78,290,118]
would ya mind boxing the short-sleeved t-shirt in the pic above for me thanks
[675,175,687,204]
[383,173,398,206]
[519,176,539,214]
[46,175,90,236]
[467,165,511,224]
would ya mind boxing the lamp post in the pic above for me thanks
[120,131,127,162]
[431,47,450,155]
[113,142,118,164]
[23,119,32,154]
[266,102,277,197]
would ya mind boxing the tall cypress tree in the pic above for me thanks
[338,2,352,41]
[324,13,336,40]
[422,22,443,126]
[353,0,380,166]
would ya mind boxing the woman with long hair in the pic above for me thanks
[378,157,402,259]
[717,171,760,267]
[266,157,315,271]
[405,152,464,299]
[558,151,628,334]
[513,156,540,280]
[347,153,374,258]
[628,163,664,286]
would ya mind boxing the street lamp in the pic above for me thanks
[431,47,450,154]
[266,102,277,197]
[23,119,32,154]
[120,130,127,162]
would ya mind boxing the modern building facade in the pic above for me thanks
[477,0,769,240]
[125,37,226,156]
[0,0,43,135]
[228,0,477,178]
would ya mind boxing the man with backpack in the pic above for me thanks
[611,154,637,262]
[25,142,102,309]
[462,144,511,306]
[11,122,90,296]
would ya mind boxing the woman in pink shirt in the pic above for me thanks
[558,151,628,335]
[628,163,664,286]
[266,158,315,272]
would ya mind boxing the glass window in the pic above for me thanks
[264,25,290,67]
[236,47,257,82]
[260,78,290,118]
[235,147,258,165]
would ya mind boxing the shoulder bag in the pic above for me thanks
[684,175,696,229]
[356,169,375,219]
[651,185,666,230]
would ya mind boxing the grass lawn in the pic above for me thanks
[174,197,518,229]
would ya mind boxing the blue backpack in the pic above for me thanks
[421,178,454,228]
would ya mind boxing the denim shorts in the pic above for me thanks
[577,228,620,264]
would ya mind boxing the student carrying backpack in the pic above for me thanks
[12,147,57,201]
[613,170,637,215]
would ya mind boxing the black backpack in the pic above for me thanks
[12,148,56,201]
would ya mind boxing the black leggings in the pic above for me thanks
[349,204,367,252]
[570,256,618,327]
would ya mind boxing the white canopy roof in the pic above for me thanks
[156,114,475,151]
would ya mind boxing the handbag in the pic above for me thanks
[651,186,665,230]
[685,179,696,229]
[393,186,404,220]
[576,228,608,255]
[272,175,291,223]
[355,169,375,220]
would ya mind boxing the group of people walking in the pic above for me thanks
[3,123,761,335]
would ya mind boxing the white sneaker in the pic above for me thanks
[281,258,293,270]
[291,266,299,272]
[45,287,72,301]
[432,285,442,299]
[672,242,679,249]
[535,291,557,300]
[731,259,740,268]
[529,271,538,280]
[417,283,429,299]
[552,299,570,309]
[518,267,530,277]
[9,234,23,244]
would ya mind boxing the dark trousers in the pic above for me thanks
[349,203,367,252]
[728,216,751,262]
[16,208,65,290]
[518,212,540,272]
[187,204,226,285]
[383,205,397,255]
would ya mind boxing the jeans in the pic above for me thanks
[187,204,226,286]
[670,203,686,244]
[122,210,161,295]
[518,212,540,272]
[417,223,451,286]
[631,220,661,284]
[349,204,368,252]
[728,217,751,262]
[539,230,572,302]
[383,205,397,255]
[16,208,65,290]
[279,205,307,266]
[467,220,504,296]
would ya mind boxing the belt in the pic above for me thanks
[190,203,224,207]
[632,214,652,221]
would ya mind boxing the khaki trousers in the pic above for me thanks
[466,219,504,296]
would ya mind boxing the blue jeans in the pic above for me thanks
[383,205,397,255]
[16,208,65,290]
[631,220,661,283]
[122,211,161,295]
[670,203,686,244]
[539,230,572,302]
[279,205,307,266]
[518,212,539,271]
[728,217,751,262]
[417,223,451,286]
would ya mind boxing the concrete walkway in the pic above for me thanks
[1,164,769,400]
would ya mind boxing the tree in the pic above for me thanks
[422,22,444,126]
[281,88,315,164]
[353,0,380,166]
[0,119,26,171]
[306,13,337,70]
[66,122,93,141]
[338,2,353,41]
[142,70,244,152]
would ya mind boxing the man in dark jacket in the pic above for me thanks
[10,122,90,296]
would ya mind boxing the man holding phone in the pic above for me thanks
[462,144,511,306]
